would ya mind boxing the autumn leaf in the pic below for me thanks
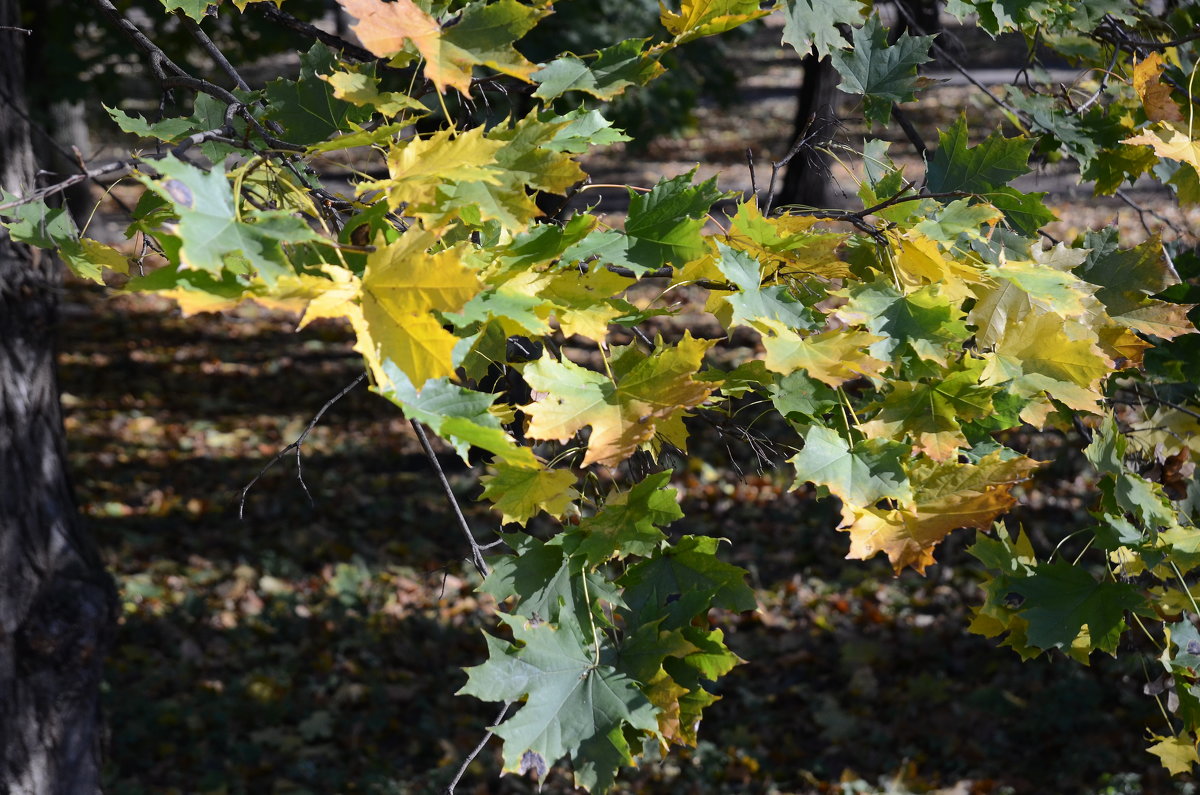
[522,334,718,467]
[1133,53,1184,123]
[366,126,504,213]
[355,228,481,389]
[480,463,578,526]
[841,452,1039,574]
[1124,123,1200,172]
[660,0,769,44]
[1150,735,1200,776]
[761,323,889,385]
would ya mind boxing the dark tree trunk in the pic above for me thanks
[776,53,838,210]
[775,0,942,210]
[0,1,116,792]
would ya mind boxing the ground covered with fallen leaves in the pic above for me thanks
[57,15,1200,795]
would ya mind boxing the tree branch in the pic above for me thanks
[443,702,511,795]
[238,373,366,519]
[410,420,490,579]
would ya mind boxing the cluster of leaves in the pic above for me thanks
[6,0,1200,789]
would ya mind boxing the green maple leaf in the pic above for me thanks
[140,156,321,285]
[481,534,622,624]
[265,43,373,146]
[836,279,970,365]
[562,472,684,566]
[533,39,664,102]
[104,106,196,143]
[984,186,1056,236]
[544,108,632,153]
[714,243,817,332]
[566,172,724,275]
[618,535,756,630]
[768,370,839,421]
[780,0,863,58]
[829,16,934,125]
[458,611,658,782]
[926,115,1035,193]
[160,0,213,21]
[1075,231,1196,338]
[377,368,535,467]
[1009,562,1144,654]
[860,361,996,460]
[789,424,913,506]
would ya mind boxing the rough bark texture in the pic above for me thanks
[0,1,115,792]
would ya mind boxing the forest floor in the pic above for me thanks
[58,13,1200,795]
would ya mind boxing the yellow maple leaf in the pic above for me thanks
[890,230,985,301]
[1149,734,1200,776]
[321,65,425,117]
[1124,123,1200,171]
[523,334,718,467]
[355,229,481,388]
[842,453,1039,574]
[980,310,1113,412]
[366,127,504,213]
[479,462,578,525]
[1133,53,1184,123]
[660,0,770,43]
[761,323,888,386]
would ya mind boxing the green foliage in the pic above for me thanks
[6,0,1200,789]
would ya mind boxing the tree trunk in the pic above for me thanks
[776,53,837,210]
[0,1,116,792]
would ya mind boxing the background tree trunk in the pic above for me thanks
[776,53,837,210]
[0,1,115,792]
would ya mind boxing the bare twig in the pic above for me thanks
[0,159,134,213]
[443,702,512,795]
[0,25,31,34]
[764,115,818,215]
[1074,45,1120,115]
[890,106,928,159]
[238,373,367,519]
[410,420,490,579]
[1115,188,1187,240]
[746,147,758,200]
[175,10,251,92]
[255,3,378,63]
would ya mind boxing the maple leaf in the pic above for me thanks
[725,201,850,279]
[1124,123,1200,172]
[926,114,1035,193]
[841,452,1039,574]
[139,156,322,285]
[357,228,481,389]
[366,126,504,212]
[562,472,684,566]
[265,44,373,145]
[859,360,996,460]
[480,534,622,624]
[522,334,718,467]
[789,424,913,506]
[780,0,863,59]
[834,279,971,365]
[618,535,756,630]
[1133,53,1184,123]
[480,463,578,526]
[829,16,934,125]
[889,230,986,301]
[761,323,889,386]
[1008,562,1144,653]
[321,62,426,117]
[1149,735,1200,776]
[338,0,547,96]
[458,611,658,783]
[979,309,1113,414]
[533,39,665,101]
[660,0,769,44]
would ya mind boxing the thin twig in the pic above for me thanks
[0,159,134,213]
[238,373,366,519]
[746,147,758,201]
[764,115,817,215]
[443,702,512,795]
[890,106,928,159]
[255,3,378,63]
[410,420,490,578]
[175,10,251,91]
[0,25,31,34]
[1115,188,1186,239]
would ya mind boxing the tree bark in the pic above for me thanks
[0,1,116,792]
[777,53,838,210]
